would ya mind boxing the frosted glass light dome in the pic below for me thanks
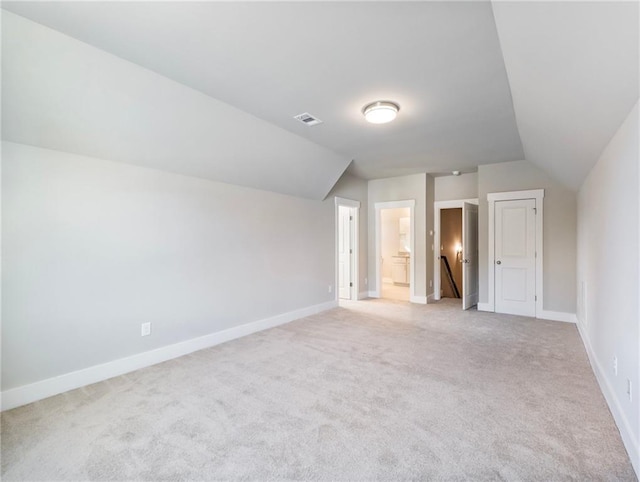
[362,101,400,124]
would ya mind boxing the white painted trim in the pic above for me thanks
[487,190,545,202]
[477,302,492,312]
[538,310,576,323]
[433,198,478,302]
[410,295,427,304]
[358,291,369,300]
[427,293,436,303]
[335,197,360,302]
[487,189,544,315]
[382,277,393,284]
[1,300,337,411]
[368,290,379,298]
[576,321,640,474]
[375,200,417,303]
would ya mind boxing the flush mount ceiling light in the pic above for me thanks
[452,170,461,176]
[362,101,400,124]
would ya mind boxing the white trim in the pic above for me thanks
[410,295,427,304]
[538,310,576,323]
[358,291,369,300]
[427,293,436,303]
[433,198,478,302]
[576,320,640,474]
[1,300,337,411]
[477,302,492,312]
[368,290,379,298]
[487,189,544,316]
[382,277,393,284]
[375,200,417,303]
[335,197,360,302]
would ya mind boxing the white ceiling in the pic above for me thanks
[2,1,638,193]
[492,1,639,190]
[1,1,524,182]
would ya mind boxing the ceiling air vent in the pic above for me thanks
[294,112,323,126]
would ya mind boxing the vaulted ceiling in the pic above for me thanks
[2,1,638,198]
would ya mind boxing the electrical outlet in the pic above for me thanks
[141,322,151,337]
[627,379,632,402]
[328,285,332,294]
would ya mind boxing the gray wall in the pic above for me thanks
[577,102,639,462]
[478,160,577,313]
[1,141,352,391]
[435,173,478,201]
[368,174,427,299]
[327,173,369,296]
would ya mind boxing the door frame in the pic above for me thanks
[486,189,544,315]
[335,197,360,301]
[374,200,418,303]
[433,198,478,302]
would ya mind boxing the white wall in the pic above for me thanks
[1,141,344,395]
[368,174,428,300]
[435,173,478,201]
[576,101,639,472]
[477,160,577,314]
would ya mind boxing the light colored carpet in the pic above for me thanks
[1,299,636,481]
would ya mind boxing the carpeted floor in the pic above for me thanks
[1,299,636,481]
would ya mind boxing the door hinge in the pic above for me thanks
[349,249,352,254]
[349,216,353,221]
[535,251,537,258]
[349,282,353,287]
[533,207,537,214]
[535,295,537,301]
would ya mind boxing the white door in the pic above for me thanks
[462,202,478,310]
[495,199,536,316]
[338,206,353,300]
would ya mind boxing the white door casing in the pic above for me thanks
[494,198,536,316]
[433,199,478,303]
[335,197,360,301]
[374,200,417,302]
[338,206,352,299]
[462,202,479,310]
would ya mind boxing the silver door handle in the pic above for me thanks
[496,260,501,265]
[462,259,470,263]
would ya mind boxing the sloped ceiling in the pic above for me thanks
[1,10,351,200]
[492,1,639,190]
[2,2,638,194]
[1,1,523,185]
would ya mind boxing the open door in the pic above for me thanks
[338,206,353,300]
[462,202,478,310]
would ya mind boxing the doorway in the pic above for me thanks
[434,199,479,310]
[374,200,415,302]
[380,207,411,301]
[335,197,360,302]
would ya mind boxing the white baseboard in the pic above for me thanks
[1,300,338,412]
[537,310,576,323]
[368,290,380,298]
[382,277,393,284]
[427,292,436,303]
[358,291,369,300]
[477,302,492,312]
[410,295,427,304]
[576,320,639,475]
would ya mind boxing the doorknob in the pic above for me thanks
[462,259,470,264]
[496,260,502,265]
